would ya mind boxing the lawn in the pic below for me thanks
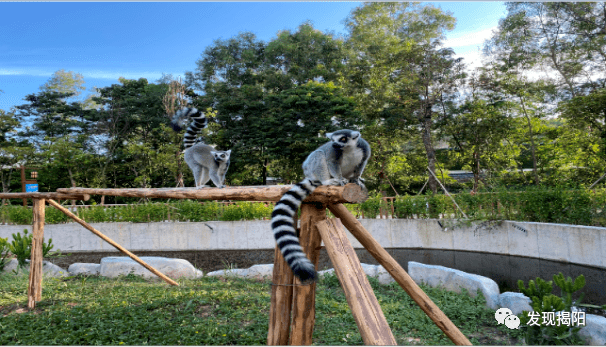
[0,270,523,345]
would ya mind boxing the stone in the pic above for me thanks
[360,263,378,278]
[206,268,248,278]
[498,292,532,315]
[579,314,606,345]
[408,261,500,309]
[1,259,20,273]
[318,268,335,277]
[99,256,199,279]
[245,264,274,280]
[376,265,395,285]
[68,263,101,276]
[1,259,68,278]
[42,261,69,277]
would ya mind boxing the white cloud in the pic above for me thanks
[443,27,497,49]
[0,68,183,82]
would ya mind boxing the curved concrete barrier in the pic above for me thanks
[1,219,603,269]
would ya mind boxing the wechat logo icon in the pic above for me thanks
[495,308,520,329]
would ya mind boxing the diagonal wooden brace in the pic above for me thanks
[328,203,472,346]
[47,199,178,286]
[316,218,397,345]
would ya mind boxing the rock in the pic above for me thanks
[579,314,606,345]
[68,263,101,276]
[42,261,68,277]
[245,264,274,280]
[498,292,532,315]
[360,263,378,278]
[206,268,248,278]
[408,261,500,309]
[1,259,68,277]
[376,266,395,285]
[318,269,335,277]
[195,269,204,279]
[99,256,199,279]
[1,259,20,273]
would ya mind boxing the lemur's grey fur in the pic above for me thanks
[171,107,231,188]
[271,130,370,282]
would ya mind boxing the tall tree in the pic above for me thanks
[486,2,606,99]
[186,28,357,185]
[40,69,86,100]
[15,91,88,147]
[344,2,465,193]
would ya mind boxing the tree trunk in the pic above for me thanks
[262,158,267,186]
[420,108,438,194]
[520,97,539,185]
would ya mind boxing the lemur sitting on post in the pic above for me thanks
[271,130,370,283]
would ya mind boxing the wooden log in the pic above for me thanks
[0,192,90,201]
[28,198,45,309]
[289,203,325,345]
[328,203,472,346]
[316,218,397,345]
[267,244,294,345]
[57,183,368,204]
[46,199,178,286]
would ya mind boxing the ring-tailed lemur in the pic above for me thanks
[171,107,231,188]
[271,130,371,282]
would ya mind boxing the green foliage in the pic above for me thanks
[517,273,586,345]
[358,194,385,219]
[8,229,33,267]
[6,229,58,268]
[219,202,273,221]
[2,187,604,226]
[0,237,11,271]
[0,273,521,345]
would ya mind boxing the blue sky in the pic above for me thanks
[0,2,506,111]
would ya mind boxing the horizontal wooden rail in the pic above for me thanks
[57,184,368,204]
[0,192,90,201]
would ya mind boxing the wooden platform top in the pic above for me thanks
[56,184,368,204]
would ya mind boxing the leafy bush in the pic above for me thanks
[1,188,603,226]
[517,273,586,345]
[8,229,33,267]
[0,237,11,271]
[359,194,385,219]
[7,229,58,268]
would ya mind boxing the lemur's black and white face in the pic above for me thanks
[212,150,231,162]
[327,130,360,150]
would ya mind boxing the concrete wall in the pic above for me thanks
[1,218,604,269]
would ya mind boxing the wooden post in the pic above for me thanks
[316,218,396,345]
[289,202,325,345]
[46,199,179,286]
[28,198,45,309]
[267,244,295,345]
[328,203,472,346]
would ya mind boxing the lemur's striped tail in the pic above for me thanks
[170,107,208,150]
[271,178,321,283]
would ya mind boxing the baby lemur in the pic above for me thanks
[271,130,370,282]
[171,107,231,188]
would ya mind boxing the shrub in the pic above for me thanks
[0,237,11,271]
[7,229,58,268]
[517,273,586,345]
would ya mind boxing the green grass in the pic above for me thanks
[0,272,523,345]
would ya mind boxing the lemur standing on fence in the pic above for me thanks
[171,108,231,188]
[271,130,371,282]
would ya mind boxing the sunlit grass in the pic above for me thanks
[0,272,523,345]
